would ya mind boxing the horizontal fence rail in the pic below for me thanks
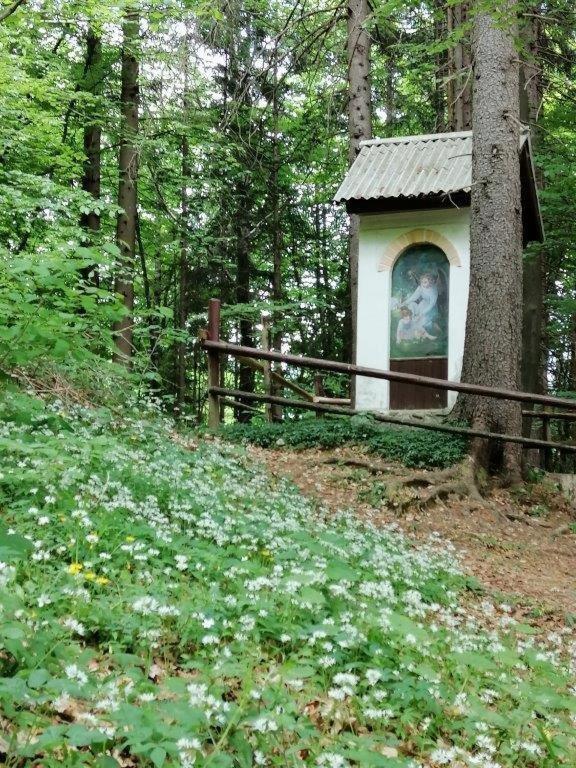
[201,298,576,457]
[203,339,576,412]
[208,387,576,453]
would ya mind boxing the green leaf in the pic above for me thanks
[94,757,121,768]
[149,746,167,767]
[298,586,325,606]
[0,524,32,562]
[67,724,109,747]
[27,668,50,689]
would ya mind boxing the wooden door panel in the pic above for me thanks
[389,357,448,410]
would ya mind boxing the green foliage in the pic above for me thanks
[219,415,467,468]
[0,385,574,766]
[0,244,123,368]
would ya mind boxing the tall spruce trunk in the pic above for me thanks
[113,8,139,367]
[80,26,101,287]
[455,2,523,481]
[346,0,372,401]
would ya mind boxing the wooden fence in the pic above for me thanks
[200,298,576,461]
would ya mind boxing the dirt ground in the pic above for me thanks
[250,444,576,623]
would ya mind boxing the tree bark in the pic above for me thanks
[446,1,472,131]
[432,0,448,131]
[0,0,26,24]
[270,51,283,421]
[80,26,101,287]
[520,10,544,398]
[455,2,523,481]
[176,32,192,411]
[235,186,254,421]
[113,8,139,367]
[346,0,372,402]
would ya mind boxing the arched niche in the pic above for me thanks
[378,228,461,272]
[389,243,450,409]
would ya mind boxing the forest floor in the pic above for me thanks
[251,443,576,625]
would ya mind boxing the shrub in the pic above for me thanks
[219,415,467,468]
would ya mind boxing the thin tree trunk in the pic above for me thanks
[455,1,523,481]
[176,32,192,411]
[433,0,448,131]
[346,0,372,400]
[113,7,139,367]
[446,1,472,131]
[235,180,254,420]
[0,0,26,24]
[270,52,283,421]
[79,26,101,287]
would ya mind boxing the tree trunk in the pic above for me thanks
[176,32,191,411]
[346,0,372,401]
[235,180,254,421]
[113,8,139,367]
[520,10,544,398]
[455,2,523,481]
[432,0,448,132]
[79,26,101,287]
[446,1,472,131]
[270,52,283,421]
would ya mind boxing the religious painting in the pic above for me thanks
[389,243,449,360]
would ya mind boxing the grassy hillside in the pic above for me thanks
[0,385,575,767]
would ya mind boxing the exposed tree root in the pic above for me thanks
[384,457,484,510]
[383,461,554,527]
[326,455,559,528]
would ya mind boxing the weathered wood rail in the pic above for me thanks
[201,298,576,457]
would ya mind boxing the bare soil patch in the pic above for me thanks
[250,444,576,622]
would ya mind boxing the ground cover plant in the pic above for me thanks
[219,417,467,469]
[0,385,575,767]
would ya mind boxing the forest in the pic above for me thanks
[1,0,576,766]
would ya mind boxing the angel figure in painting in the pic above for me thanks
[402,272,439,340]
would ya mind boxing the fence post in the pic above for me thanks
[261,312,273,423]
[207,298,221,429]
[541,413,551,470]
[314,375,324,419]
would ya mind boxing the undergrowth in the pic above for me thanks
[0,385,575,767]
[219,417,467,469]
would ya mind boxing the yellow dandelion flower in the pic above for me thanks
[95,576,109,586]
[68,563,83,575]
[84,571,96,581]
[126,536,135,543]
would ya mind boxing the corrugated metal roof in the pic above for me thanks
[334,131,474,202]
[333,129,543,243]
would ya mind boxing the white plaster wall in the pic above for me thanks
[355,208,471,412]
